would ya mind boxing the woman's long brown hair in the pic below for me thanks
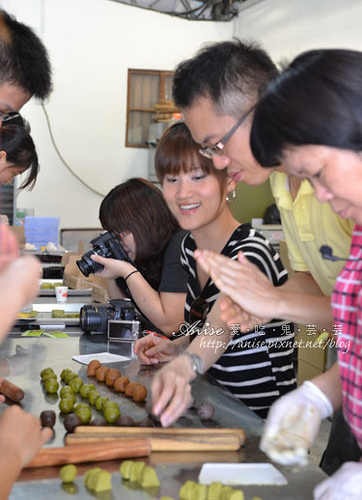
[99,177,180,289]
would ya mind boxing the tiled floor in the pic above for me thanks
[309,417,332,466]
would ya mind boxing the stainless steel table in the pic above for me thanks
[0,333,327,499]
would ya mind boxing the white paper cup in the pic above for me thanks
[55,286,68,303]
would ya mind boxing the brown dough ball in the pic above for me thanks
[105,368,121,387]
[197,402,214,421]
[116,416,135,427]
[113,376,130,393]
[87,359,101,377]
[64,413,81,433]
[132,385,147,403]
[125,382,141,397]
[95,366,109,382]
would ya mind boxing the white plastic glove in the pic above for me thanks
[260,381,333,466]
[314,462,362,500]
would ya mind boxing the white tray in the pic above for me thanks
[38,280,91,296]
[198,463,288,486]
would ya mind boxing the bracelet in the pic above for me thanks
[124,270,139,281]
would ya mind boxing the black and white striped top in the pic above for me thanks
[181,224,297,419]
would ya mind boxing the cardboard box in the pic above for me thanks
[63,253,109,302]
[9,226,26,248]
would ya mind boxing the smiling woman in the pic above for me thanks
[133,121,297,426]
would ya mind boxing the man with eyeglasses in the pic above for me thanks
[0,10,54,497]
[170,39,358,474]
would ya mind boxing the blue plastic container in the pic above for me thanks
[25,216,60,249]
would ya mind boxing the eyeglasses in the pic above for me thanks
[189,297,210,326]
[0,112,24,127]
[198,105,255,160]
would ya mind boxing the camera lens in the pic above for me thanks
[76,250,104,277]
[80,305,110,333]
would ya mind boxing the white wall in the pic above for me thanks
[1,0,362,231]
[1,0,233,228]
[234,0,362,62]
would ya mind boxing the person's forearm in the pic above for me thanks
[273,291,334,330]
[0,257,40,337]
[126,273,185,335]
[186,299,232,371]
[107,279,126,299]
[0,454,22,499]
[311,362,343,410]
[281,272,324,295]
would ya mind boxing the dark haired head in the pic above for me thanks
[99,178,180,288]
[0,117,39,190]
[155,121,227,188]
[250,49,362,167]
[173,39,278,118]
[0,9,52,100]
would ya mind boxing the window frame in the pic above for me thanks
[125,68,175,148]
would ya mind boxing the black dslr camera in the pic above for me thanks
[76,232,130,277]
[80,299,140,339]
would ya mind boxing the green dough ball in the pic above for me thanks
[140,466,160,488]
[93,470,112,492]
[95,396,109,411]
[60,464,77,483]
[44,379,59,394]
[69,377,83,393]
[40,367,54,378]
[75,405,92,424]
[80,384,96,399]
[179,480,197,499]
[102,401,119,410]
[84,468,103,489]
[119,460,134,480]
[63,371,77,384]
[60,369,72,380]
[42,372,57,383]
[194,483,208,500]
[103,406,120,424]
[88,390,100,405]
[221,486,233,500]
[59,396,75,414]
[52,309,65,318]
[60,385,74,398]
[129,461,146,483]
[208,481,223,500]
[229,491,245,500]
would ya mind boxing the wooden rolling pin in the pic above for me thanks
[66,427,246,452]
[26,438,151,468]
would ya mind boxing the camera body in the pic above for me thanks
[80,299,140,340]
[76,232,130,277]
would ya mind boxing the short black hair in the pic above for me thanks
[173,39,278,117]
[0,9,52,99]
[250,49,362,167]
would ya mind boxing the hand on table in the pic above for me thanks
[194,249,276,322]
[314,462,362,500]
[91,254,135,280]
[0,405,52,467]
[260,381,333,466]
[134,335,181,365]
[151,355,194,427]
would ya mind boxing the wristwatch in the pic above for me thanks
[183,352,205,379]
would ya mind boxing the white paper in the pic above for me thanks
[72,352,130,365]
[198,463,288,486]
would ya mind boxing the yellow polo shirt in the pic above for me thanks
[270,171,354,296]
